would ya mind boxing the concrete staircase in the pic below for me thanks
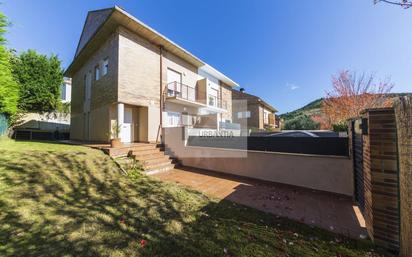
[128,143,176,174]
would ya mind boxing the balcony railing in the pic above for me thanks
[166,81,227,110]
[167,81,197,102]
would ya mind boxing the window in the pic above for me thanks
[237,111,251,119]
[165,112,182,127]
[95,65,100,80]
[102,58,109,76]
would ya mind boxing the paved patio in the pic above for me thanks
[152,167,367,239]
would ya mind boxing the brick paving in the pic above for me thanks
[152,167,367,239]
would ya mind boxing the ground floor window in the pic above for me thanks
[165,112,182,127]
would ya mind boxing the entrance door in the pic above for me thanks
[122,107,133,143]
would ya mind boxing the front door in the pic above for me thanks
[122,107,133,143]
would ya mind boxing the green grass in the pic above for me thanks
[0,139,389,257]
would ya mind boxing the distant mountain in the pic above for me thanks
[279,98,323,121]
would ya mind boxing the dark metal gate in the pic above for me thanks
[352,119,365,213]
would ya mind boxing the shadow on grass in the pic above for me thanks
[0,145,389,257]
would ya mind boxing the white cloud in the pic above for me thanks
[286,83,300,90]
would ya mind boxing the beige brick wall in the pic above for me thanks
[220,83,232,121]
[118,27,160,107]
[70,32,119,141]
[117,26,199,108]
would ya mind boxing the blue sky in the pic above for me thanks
[2,0,411,113]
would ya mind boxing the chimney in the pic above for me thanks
[239,88,245,93]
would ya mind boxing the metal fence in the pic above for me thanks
[187,136,349,156]
[0,114,8,136]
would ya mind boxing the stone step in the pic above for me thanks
[129,149,161,159]
[144,163,175,175]
[143,159,173,170]
[141,156,171,166]
[134,152,168,162]
[127,144,157,151]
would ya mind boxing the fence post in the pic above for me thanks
[394,96,412,257]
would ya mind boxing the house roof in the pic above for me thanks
[65,6,238,87]
[232,89,278,113]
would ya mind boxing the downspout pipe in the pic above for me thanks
[158,45,164,143]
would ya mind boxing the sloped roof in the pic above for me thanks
[232,89,278,112]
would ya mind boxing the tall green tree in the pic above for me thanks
[0,12,19,116]
[13,49,63,113]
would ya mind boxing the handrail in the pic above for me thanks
[166,81,197,102]
[164,81,227,110]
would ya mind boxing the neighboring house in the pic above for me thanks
[232,88,279,131]
[13,79,71,136]
[64,6,238,143]
[60,77,72,103]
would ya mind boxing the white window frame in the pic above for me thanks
[165,112,182,127]
[95,64,100,81]
[237,111,251,119]
[102,58,109,76]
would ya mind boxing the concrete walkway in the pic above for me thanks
[152,167,367,239]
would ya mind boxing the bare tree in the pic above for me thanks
[374,0,412,8]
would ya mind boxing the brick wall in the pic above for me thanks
[362,109,400,253]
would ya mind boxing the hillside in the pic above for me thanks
[279,93,411,130]
[279,98,323,121]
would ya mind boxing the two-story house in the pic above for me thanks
[65,6,237,143]
[232,88,278,131]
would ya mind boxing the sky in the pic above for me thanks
[2,0,412,113]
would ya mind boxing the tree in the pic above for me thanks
[374,0,412,8]
[0,12,19,116]
[12,49,63,113]
[283,115,320,130]
[320,70,393,129]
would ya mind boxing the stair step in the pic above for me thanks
[128,144,157,151]
[142,156,171,166]
[143,159,173,170]
[145,163,175,175]
[130,150,163,160]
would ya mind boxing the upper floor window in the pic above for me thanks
[95,65,100,81]
[102,58,109,76]
[237,111,251,119]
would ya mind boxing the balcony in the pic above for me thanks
[165,81,206,108]
[165,81,227,113]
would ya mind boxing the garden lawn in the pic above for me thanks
[0,139,389,257]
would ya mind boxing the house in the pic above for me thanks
[60,77,72,103]
[232,88,279,131]
[64,6,238,143]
